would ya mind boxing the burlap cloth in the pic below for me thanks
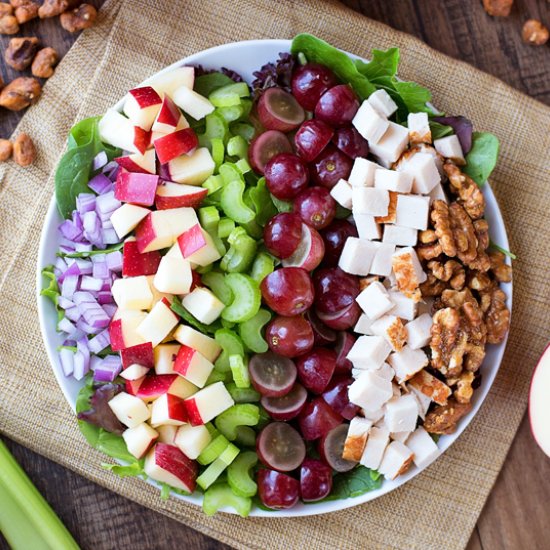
[1,0,549,548]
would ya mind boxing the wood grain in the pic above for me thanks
[1,1,549,549]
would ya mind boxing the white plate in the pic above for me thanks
[37,39,513,516]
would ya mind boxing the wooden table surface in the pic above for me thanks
[1,1,549,548]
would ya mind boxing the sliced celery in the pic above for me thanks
[257,406,271,430]
[250,253,275,283]
[218,217,235,239]
[236,158,251,174]
[221,318,236,329]
[197,434,230,465]
[227,135,248,159]
[234,425,257,447]
[229,354,250,388]
[220,228,257,273]
[198,206,220,232]
[209,82,250,108]
[204,111,229,142]
[202,483,252,517]
[195,263,213,274]
[239,99,253,120]
[220,180,255,224]
[214,328,245,372]
[231,122,255,142]
[219,162,241,185]
[202,174,224,196]
[218,104,244,122]
[238,308,271,353]
[210,137,225,168]
[221,273,261,322]
[226,383,260,403]
[215,404,260,441]
[271,194,293,213]
[227,451,258,497]
[204,422,218,437]
[205,368,230,385]
[202,271,233,305]
[219,442,240,465]
[196,444,240,490]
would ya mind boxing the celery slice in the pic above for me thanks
[219,442,240,465]
[198,205,220,231]
[204,111,229,142]
[209,82,250,108]
[239,308,271,353]
[227,135,248,159]
[230,122,255,142]
[236,158,251,174]
[202,483,252,517]
[218,104,243,122]
[197,444,240,490]
[250,253,275,283]
[202,271,233,305]
[220,179,255,224]
[197,434,230,465]
[202,175,224,196]
[229,354,250,388]
[214,328,245,372]
[218,217,235,239]
[234,425,257,447]
[219,162,242,185]
[226,383,261,403]
[221,273,261,322]
[215,404,260,441]
[210,137,224,168]
[205,368,230,385]
[220,227,258,273]
[227,451,258,498]
[204,422,218,437]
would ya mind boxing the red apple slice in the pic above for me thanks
[148,66,195,97]
[144,442,198,493]
[109,310,148,351]
[122,240,161,277]
[282,223,325,271]
[530,343,550,457]
[150,393,188,426]
[183,382,234,426]
[115,169,159,206]
[123,86,162,131]
[163,147,215,185]
[154,128,199,164]
[99,110,149,155]
[115,149,156,175]
[152,95,189,134]
[120,341,154,369]
[122,423,158,459]
[155,181,208,210]
[135,373,197,402]
[173,344,214,388]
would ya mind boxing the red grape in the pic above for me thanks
[264,153,309,200]
[294,119,334,162]
[263,212,303,259]
[318,424,357,472]
[320,219,358,267]
[257,87,305,132]
[314,84,360,127]
[298,397,342,440]
[321,375,359,420]
[305,309,337,346]
[281,223,325,272]
[334,331,355,373]
[313,267,360,315]
[291,63,338,111]
[261,383,307,421]
[300,458,333,502]
[296,348,337,394]
[257,469,300,510]
[248,351,297,397]
[332,126,370,159]
[266,315,314,358]
[316,301,361,331]
[293,186,336,230]
[256,422,306,472]
[309,143,353,189]
[248,130,292,175]
[260,267,314,316]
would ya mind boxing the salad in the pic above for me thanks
[41,34,512,516]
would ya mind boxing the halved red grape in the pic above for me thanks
[322,375,359,420]
[306,309,337,346]
[257,469,300,510]
[298,397,342,441]
[264,152,309,200]
[261,383,307,421]
[316,301,361,330]
[313,267,360,315]
[257,87,305,132]
[249,351,297,397]
[294,119,334,162]
[266,315,314,358]
[320,219,358,267]
[291,63,338,111]
[257,422,306,472]
[314,84,360,127]
[296,348,337,394]
[281,223,325,272]
[334,331,356,373]
[249,130,292,175]
[260,267,314,316]
[332,127,370,159]
[318,424,357,472]
[300,458,333,502]
[263,212,303,259]
[309,143,353,189]
[293,186,336,230]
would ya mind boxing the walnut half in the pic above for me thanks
[423,399,473,435]
[0,77,42,111]
[5,37,40,71]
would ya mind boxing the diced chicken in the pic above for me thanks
[369,122,410,164]
[360,426,390,470]
[370,242,396,277]
[349,370,393,411]
[384,394,419,433]
[402,152,441,194]
[343,417,373,461]
[330,178,353,208]
[395,194,430,231]
[354,213,382,240]
[375,191,398,224]
[347,335,392,371]
[408,369,452,406]
[392,381,402,398]
[378,440,414,480]
[388,345,429,383]
[348,157,379,187]
[405,426,441,469]
[352,187,389,216]
[388,290,418,321]
[361,407,385,423]
[374,168,413,193]
[408,384,432,419]
[391,430,412,443]
[352,101,390,144]
[434,135,465,165]
[339,237,378,276]
[377,362,396,381]
[370,315,407,351]
[392,247,427,302]
[354,314,375,335]
[428,182,448,204]
[407,112,431,144]
[368,89,398,118]
[405,313,433,350]
[356,281,394,320]
[383,224,418,247]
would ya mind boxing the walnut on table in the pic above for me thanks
[32,47,59,78]
[0,77,42,111]
[0,139,13,161]
[38,0,79,18]
[0,14,19,34]
[522,19,549,46]
[60,3,97,32]
[0,3,13,17]
[423,399,473,435]
[482,0,513,17]
[5,37,40,71]
[14,2,40,24]
[12,133,36,166]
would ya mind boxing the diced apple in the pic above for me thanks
[154,128,198,164]
[176,224,221,266]
[154,343,181,375]
[184,382,234,426]
[120,341,154,369]
[152,95,189,134]
[122,422,158,458]
[181,288,225,325]
[175,424,212,460]
[111,276,153,310]
[174,325,222,363]
[99,110,144,154]
[115,169,159,207]
[173,86,214,120]
[163,147,215,185]
[136,297,179,347]
[123,86,162,131]
[135,373,197,402]
[157,424,178,444]
[173,344,215,388]
[120,363,150,380]
[155,181,208,210]
[153,254,193,295]
[109,310,148,351]
[108,391,150,428]
[150,393,188,426]
[122,240,161,278]
[144,442,198,492]
[110,203,150,239]
[125,376,145,396]
[145,275,173,308]
[115,148,156,175]
[147,66,195,97]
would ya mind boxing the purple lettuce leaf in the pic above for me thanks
[252,52,296,100]
[433,115,473,154]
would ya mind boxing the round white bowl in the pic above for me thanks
[37,39,513,516]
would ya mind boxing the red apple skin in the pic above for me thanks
[122,241,161,277]
[177,224,206,257]
[166,394,188,423]
[109,319,125,351]
[115,155,153,175]
[154,128,198,164]
[115,170,159,206]
[173,345,197,377]
[529,343,550,458]
[129,86,162,108]
[160,297,178,320]
[133,126,152,155]
[155,183,207,210]
[183,397,204,426]
[156,95,181,127]
[125,377,144,396]
[120,341,155,369]
[153,443,198,493]
[135,213,158,253]
[136,374,179,400]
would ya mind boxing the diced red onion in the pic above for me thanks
[93,151,108,171]
[74,243,93,253]
[93,355,122,382]
[92,261,109,280]
[76,193,96,215]
[61,274,79,298]
[102,303,117,318]
[76,318,100,334]
[59,219,83,241]
[102,228,120,245]
[81,303,110,329]
[59,241,76,252]
[96,192,121,216]
[102,219,114,230]
[73,350,89,380]
[88,328,110,353]
[106,251,123,272]
[58,317,77,335]
[89,173,114,195]
[54,257,67,275]
[83,211,102,244]
[102,160,118,175]
[97,291,113,305]
[75,259,93,273]
[59,348,74,377]
[80,275,103,292]
[73,291,96,305]
[64,306,81,323]
[57,296,74,309]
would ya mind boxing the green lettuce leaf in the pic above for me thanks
[194,72,236,97]
[430,121,454,140]
[463,131,500,185]
[40,266,64,324]
[321,466,383,502]
[58,242,124,259]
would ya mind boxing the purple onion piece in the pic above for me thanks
[58,317,76,335]
[80,276,103,292]
[92,150,108,171]
[76,193,96,215]
[102,228,119,245]
[88,173,112,195]
[59,348,74,377]
[61,275,79,298]
[433,115,473,154]
[64,306,81,323]
[106,251,123,272]
[57,296,74,310]
[88,329,110,354]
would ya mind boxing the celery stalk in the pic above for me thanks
[0,440,79,550]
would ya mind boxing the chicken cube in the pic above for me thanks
[391,430,412,443]
[349,371,393,414]
[330,178,353,208]
[428,182,448,204]
[348,157,379,187]
[434,135,465,165]
[347,335,392,371]
[354,313,375,335]
[370,242,396,277]
[356,281,394,320]
[343,417,373,461]
[388,345,429,383]
[360,426,390,470]
[405,313,433,350]
[384,394,419,433]
[361,407,385,423]
[368,89,398,118]
[352,187,390,216]
[402,152,440,194]
[408,112,431,144]
[374,168,413,193]
[369,122,410,164]
[408,384,432,419]
[377,362,396,381]
[339,237,378,276]
[408,369,452,406]
[383,224,418,247]
[354,213,382,240]
[352,101,390,144]
[405,426,441,469]
[370,315,407,351]
[388,290,418,320]
[378,440,414,480]
[395,194,430,231]
[392,247,427,301]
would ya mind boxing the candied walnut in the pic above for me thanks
[439,288,477,309]
[419,229,437,244]
[467,270,493,291]
[482,0,513,17]
[408,369,451,406]
[417,243,443,261]
[430,307,466,377]
[32,47,58,78]
[38,0,79,18]
[0,14,19,33]
[60,3,97,32]
[454,372,475,404]
[423,399,472,435]
[420,272,447,297]
[0,4,13,16]
[450,202,478,265]
[488,250,512,283]
[13,133,36,166]
[14,2,39,24]
[0,77,41,111]
[463,343,486,372]
[5,37,40,71]
[467,219,491,272]
[375,191,398,223]
[485,288,510,344]
[431,200,456,256]
[522,19,549,45]
[427,259,465,290]
[0,139,13,161]
[444,163,485,220]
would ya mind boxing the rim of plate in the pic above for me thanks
[37,39,513,517]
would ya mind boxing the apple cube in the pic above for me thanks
[115,148,156,175]
[143,442,198,493]
[144,275,172,307]
[154,344,181,375]
[123,86,162,131]
[110,203,150,239]
[109,310,148,351]
[115,169,159,207]
[125,377,145,396]
[388,345,429,383]
[368,89,398,118]
[111,276,153,310]
[173,344,214,388]
[177,224,221,266]
[154,128,198,164]
[108,391,150,428]
[136,297,179,347]
[148,66,194,96]
[174,325,221,363]
[348,157,379,187]
[378,440,414,480]
[122,240,161,278]
[120,341,154,369]
[98,109,144,154]
[123,422,158,458]
[173,86,215,120]
[163,147,215,186]
[135,373,197,402]
[153,254,192,295]
[175,424,212,460]
[360,426,390,470]
[157,424,178,444]
[155,181,208,210]
[184,381,234,426]
[120,364,150,380]
[150,393,188,426]
[152,94,189,133]
[181,287,224,325]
